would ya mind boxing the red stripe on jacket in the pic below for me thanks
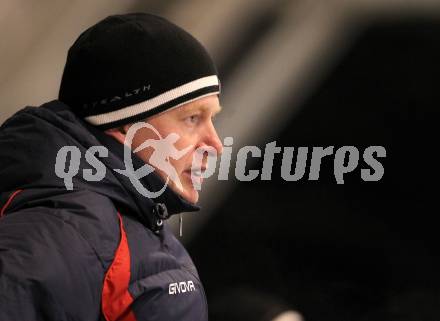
[102,213,137,321]
[0,189,23,218]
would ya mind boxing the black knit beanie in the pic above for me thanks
[59,13,220,130]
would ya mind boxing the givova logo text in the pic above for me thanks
[168,281,196,295]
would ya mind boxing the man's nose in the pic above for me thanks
[203,121,223,155]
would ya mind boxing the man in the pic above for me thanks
[0,13,222,321]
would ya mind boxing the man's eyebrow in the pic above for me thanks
[180,104,222,114]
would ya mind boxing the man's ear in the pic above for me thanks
[104,124,130,145]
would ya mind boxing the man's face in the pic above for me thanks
[126,95,223,203]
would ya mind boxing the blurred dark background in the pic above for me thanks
[189,16,440,321]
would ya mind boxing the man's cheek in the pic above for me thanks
[137,148,153,164]
[171,160,187,182]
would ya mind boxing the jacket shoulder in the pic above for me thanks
[0,192,118,320]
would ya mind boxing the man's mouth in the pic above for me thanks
[184,166,207,184]
[192,169,203,177]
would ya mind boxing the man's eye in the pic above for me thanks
[186,115,200,124]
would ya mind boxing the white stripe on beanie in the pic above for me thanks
[85,75,220,126]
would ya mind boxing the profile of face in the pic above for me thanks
[106,95,223,203]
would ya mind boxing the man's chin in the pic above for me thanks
[168,180,199,204]
[180,188,199,204]
[179,174,201,204]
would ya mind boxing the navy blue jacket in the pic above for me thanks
[0,101,208,321]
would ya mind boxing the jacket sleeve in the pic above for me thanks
[0,208,106,321]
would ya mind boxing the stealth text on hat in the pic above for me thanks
[83,84,151,109]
